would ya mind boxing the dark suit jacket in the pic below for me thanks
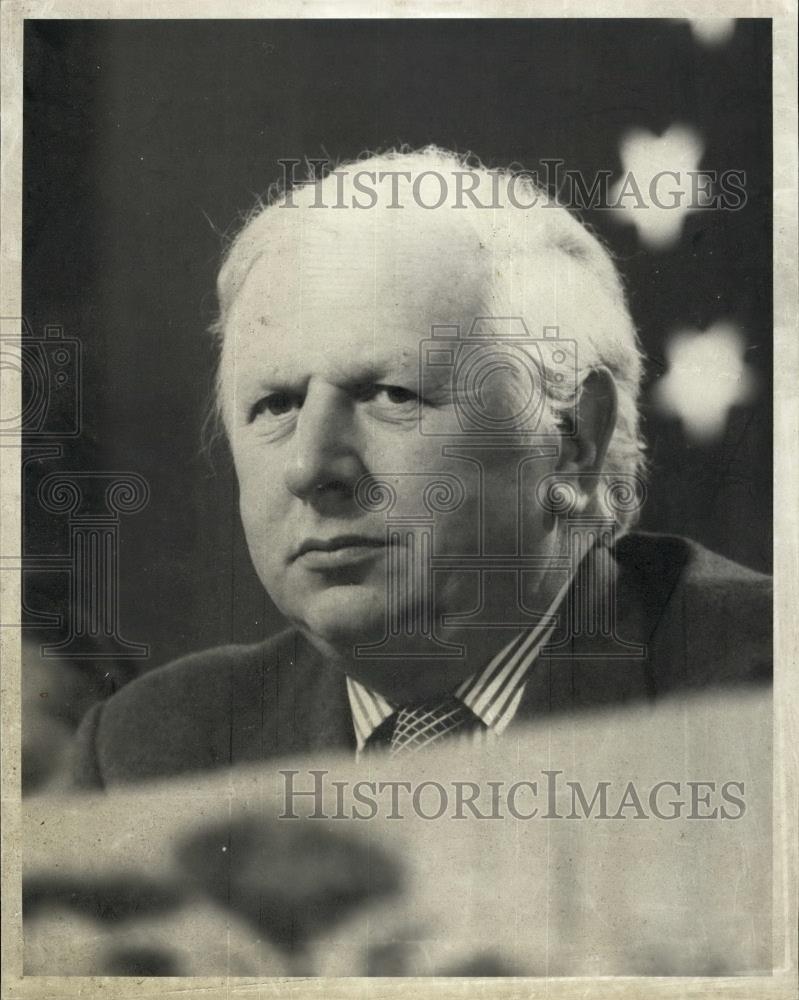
[70,533,771,788]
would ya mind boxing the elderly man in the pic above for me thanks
[69,148,770,785]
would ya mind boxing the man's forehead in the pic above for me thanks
[232,207,487,296]
[221,204,610,378]
[225,219,488,362]
[226,299,428,382]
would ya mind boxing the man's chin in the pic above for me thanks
[292,587,392,657]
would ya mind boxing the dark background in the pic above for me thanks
[22,18,772,672]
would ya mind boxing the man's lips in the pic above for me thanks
[291,535,387,569]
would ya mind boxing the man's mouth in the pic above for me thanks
[292,535,387,569]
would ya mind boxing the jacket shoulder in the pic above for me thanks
[119,632,290,700]
[616,531,771,605]
[71,630,301,787]
[617,531,770,585]
[617,533,771,691]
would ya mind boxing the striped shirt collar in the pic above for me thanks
[346,578,570,752]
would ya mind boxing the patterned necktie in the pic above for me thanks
[369,695,482,757]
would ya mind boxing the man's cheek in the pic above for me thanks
[239,483,277,534]
[432,502,481,557]
[239,501,279,582]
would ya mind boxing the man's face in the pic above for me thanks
[223,210,561,667]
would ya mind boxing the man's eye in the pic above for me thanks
[248,392,301,422]
[382,385,417,404]
[368,384,419,405]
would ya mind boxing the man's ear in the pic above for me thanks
[555,367,618,508]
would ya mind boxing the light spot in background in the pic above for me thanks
[653,322,757,443]
[685,19,736,47]
[611,125,707,249]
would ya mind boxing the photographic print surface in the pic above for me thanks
[2,8,795,996]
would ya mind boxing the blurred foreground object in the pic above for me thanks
[24,687,771,976]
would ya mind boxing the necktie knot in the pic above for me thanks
[368,695,482,757]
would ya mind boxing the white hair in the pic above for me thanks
[211,145,647,531]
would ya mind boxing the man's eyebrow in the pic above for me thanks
[238,356,423,394]
[328,359,418,387]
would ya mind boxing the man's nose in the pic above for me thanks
[283,383,364,502]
